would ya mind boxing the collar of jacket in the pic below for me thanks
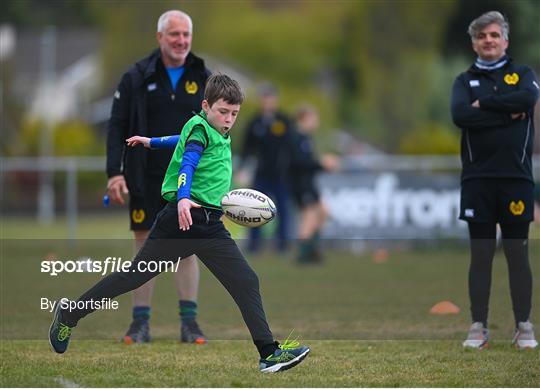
[135,49,206,80]
[468,56,513,74]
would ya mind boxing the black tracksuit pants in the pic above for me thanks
[467,221,533,327]
[64,202,275,353]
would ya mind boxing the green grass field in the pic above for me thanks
[1,215,539,387]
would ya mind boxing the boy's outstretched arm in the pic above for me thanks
[126,135,180,149]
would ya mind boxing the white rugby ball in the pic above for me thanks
[221,189,276,227]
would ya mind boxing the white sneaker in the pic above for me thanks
[512,321,538,349]
[463,322,489,349]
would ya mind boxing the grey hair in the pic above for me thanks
[157,10,193,33]
[468,11,509,40]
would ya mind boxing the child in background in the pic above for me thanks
[290,104,339,264]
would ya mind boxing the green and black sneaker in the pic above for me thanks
[259,335,310,373]
[49,298,74,354]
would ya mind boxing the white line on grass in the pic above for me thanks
[54,376,80,388]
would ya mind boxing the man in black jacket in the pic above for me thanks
[106,10,210,345]
[451,11,539,349]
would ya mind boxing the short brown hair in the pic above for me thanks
[204,74,244,107]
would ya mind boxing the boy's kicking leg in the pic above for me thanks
[49,204,309,372]
[49,234,192,353]
[195,230,310,372]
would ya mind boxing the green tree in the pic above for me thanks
[338,1,456,151]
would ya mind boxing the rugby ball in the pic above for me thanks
[221,189,276,227]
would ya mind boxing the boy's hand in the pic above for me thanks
[177,198,202,231]
[321,154,340,171]
[126,136,151,148]
[511,112,526,120]
[107,175,129,205]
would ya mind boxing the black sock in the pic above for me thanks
[255,340,279,359]
[60,307,79,328]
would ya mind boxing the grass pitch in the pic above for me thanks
[2,340,538,387]
[1,214,539,387]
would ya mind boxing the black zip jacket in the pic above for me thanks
[451,57,539,183]
[106,49,210,197]
[240,111,295,182]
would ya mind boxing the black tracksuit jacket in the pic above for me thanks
[106,49,210,197]
[451,57,539,183]
[240,112,295,183]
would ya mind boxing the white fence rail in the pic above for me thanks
[1,157,105,239]
[2,155,539,240]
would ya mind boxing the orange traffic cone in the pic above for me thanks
[372,249,389,264]
[430,300,460,315]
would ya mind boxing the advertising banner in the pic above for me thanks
[320,172,467,240]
